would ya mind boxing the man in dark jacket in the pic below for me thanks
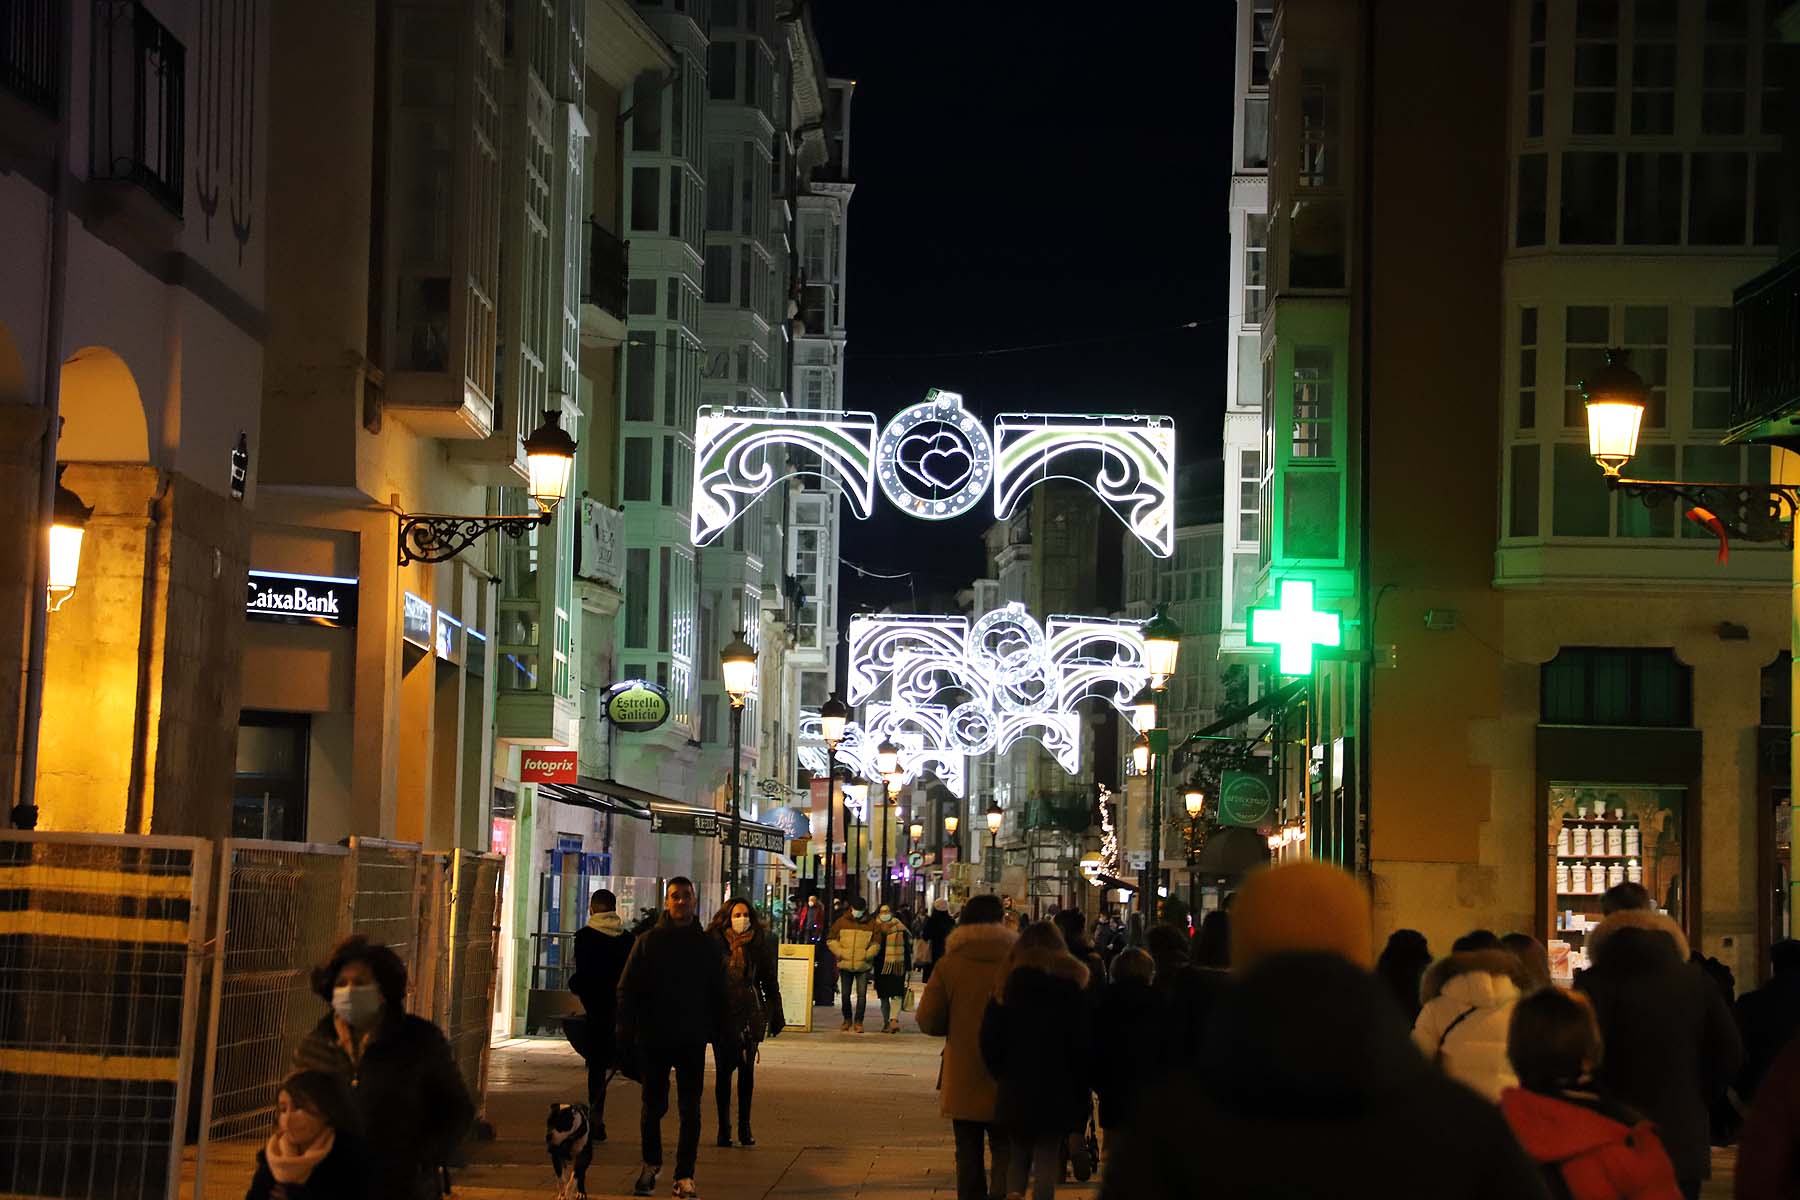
[921,899,956,984]
[1737,940,1800,1103]
[1737,1032,1800,1198]
[570,887,635,1137]
[616,877,731,1198]
[1144,923,1228,1070]
[1575,908,1742,1198]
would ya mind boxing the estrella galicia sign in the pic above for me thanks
[604,678,671,733]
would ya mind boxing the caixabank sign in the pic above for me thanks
[246,571,359,629]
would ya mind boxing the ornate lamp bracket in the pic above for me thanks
[1606,476,1800,545]
[397,512,549,565]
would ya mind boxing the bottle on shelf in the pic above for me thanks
[1557,824,1571,856]
[1556,862,1570,893]
[1571,862,1589,894]
[1606,861,1625,889]
[1626,859,1642,885]
[1571,824,1589,857]
[1606,824,1623,856]
[1625,825,1641,856]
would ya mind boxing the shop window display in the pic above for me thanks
[1547,783,1684,984]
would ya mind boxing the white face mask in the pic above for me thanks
[731,914,751,933]
[879,912,894,923]
[332,983,383,1029]
[852,908,866,919]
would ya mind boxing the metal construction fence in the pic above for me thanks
[0,831,503,1200]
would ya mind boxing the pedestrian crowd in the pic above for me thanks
[244,868,1800,1200]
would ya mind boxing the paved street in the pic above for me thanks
[455,1004,1020,1200]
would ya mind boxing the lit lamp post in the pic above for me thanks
[844,774,869,891]
[46,466,91,613]
[397,412,577,563]
[881,768,903,908]
[985,800,1003,889]
[819,694,849,921]
[1582,348,1800,538]
[1183,784,1205,919]
[15,464,93,830]
[720,631,758,903]
[1140,604,1182,924]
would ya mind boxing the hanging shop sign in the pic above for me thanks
[692,388,1175,557]
[1218,769,1277,830]
[651,807,719,839]
[721,823,786,853]
[520,749,577,784]
[1249,579,1342,676]
[401,591,433,650]
[604,678,671,733]
[245,570,359,628]
[577,498,625,588]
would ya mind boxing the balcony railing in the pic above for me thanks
[583,218,628,320]
[798,282,834,337]
[1,0,58,114]
[90,0,184,214]
[1732,251,1800,443]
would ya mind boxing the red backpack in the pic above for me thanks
[1499,1087,1683,1200]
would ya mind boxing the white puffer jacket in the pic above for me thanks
[1410,949,1524,1103]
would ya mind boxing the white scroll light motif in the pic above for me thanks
[992,413,1176,559]
[689,392,1175,558]
[847,602,1149,778]
[690,407,879,547]
[797,714,965,798]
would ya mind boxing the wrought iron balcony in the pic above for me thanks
[1,0,58,115]
[91,0,185,215]
[1732,251,1800,449]
[583,218,628,320]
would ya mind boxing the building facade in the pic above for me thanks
[1229,0,1786,987]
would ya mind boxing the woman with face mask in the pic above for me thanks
[293,936,474,1200]
[245,1069,369,1199]
[706,900,784,1147]
[873,904,914,1033]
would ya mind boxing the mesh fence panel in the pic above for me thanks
[196,842,350,1151]
[346,838,424,995]
[446,852,503,1105]
[0,832,209,1200]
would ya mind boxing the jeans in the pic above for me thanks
[639,1043,705,1179]
[879,991,900,1026]
[951,1119,1010,1200]
[840,971,870,1023]
[713,1041,755,1136]
[1001,1130,1061,1200]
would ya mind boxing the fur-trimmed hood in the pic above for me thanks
[944,921,1017,963]
[1587,907,1688,962]
[999,943,1090,998]
[1420,949,1527,1003]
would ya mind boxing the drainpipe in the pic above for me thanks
[123,474,172,834]
[1354,0,1378,875]
[14,1,76,831]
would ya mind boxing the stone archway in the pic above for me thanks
[58,345,149,461]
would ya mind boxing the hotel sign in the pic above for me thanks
[246,571,358,628]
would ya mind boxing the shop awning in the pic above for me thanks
[1180,679,1307,747]
[536,781,650,818]
[1193,824,1273,881]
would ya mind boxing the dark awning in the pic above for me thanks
[1180,678,1307,747]
[536,781,650,818]
[1192,825,1273,881]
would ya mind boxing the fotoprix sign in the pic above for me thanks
[246,571,358,628]
[604,678,671,733]
[520,749,577,784]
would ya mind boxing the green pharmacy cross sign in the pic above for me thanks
[1249,579,1341,676]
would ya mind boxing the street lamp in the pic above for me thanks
[397,411,579,564]
[882,767,904,908]
[909,820,924,843]
[876,738,900,777]
[720,630,757,902]
[1183,785,1205,918]
[1183,786,1205,821]
[984,800,1003,888]
[1131,731,1151,775]
[1136,606,1182,926]
[943,813,959,836]
[1129,684,1158,732]
[819,694,850,919]
[46,466,92,612]
[844,775,869,884]
[1141,603,1182,689]
[1581,349,1800,542]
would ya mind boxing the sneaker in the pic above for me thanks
[852,1022,863,1033]
[633,1164,659,1196]
[839,1020,851,1032]
[672,1179,700,1198]
[887,1019,900,1034]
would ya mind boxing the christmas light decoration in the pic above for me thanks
[690,390,1176,556]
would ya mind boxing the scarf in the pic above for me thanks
[724,925,756,976]
[265,1127,336,1185]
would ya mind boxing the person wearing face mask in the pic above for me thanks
[293,936,473,1200]
[706,899,784,1147]
[873,904,914,1034]
[827,893,885,1033]
[245,1070,369,1200]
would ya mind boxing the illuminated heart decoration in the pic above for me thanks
[898,428,974,493]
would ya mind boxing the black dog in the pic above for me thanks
[546,1102,592,1200]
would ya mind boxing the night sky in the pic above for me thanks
[809,3,1238,627]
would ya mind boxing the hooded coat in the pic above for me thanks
[1412,949,1525,1102]
[1094,975,1162,1130]
[826,909,884,974]
[1099,953,1551,1200]
[570,911,634,1066]
[1575,909,1741,1185]
[1736,1033,1800,1199]
[979,945,1093,1135]
[915,922,1017,1121]
[922,905,956,962]
[1499,1088,1682,1200]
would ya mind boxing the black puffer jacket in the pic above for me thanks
[1101,953,1550,1200]
[1576,910,1742,1185]
[616,915,732,1055]
[570,914,635,1065]
[978,948,1093,1135]
[292,1014,472,1200]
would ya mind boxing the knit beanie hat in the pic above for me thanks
[1231,861,1373,971]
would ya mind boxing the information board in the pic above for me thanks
[777,943,815,1033]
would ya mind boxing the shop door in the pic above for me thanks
[234,711,310,841]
